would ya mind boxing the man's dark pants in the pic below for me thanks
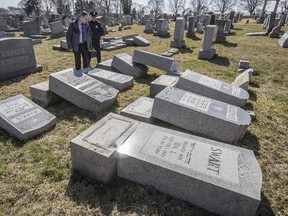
[88,40,101,66]
[74,42,89,70]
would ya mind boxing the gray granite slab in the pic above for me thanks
[87,68,133,91]
[121,97,155,123]
[117,122,262,216]
[23,21,40,37]
[162,52,174,57]
[111,53,148,78]
[0,94,56,141]
[0,38,43,80]
[132,50,180,73]
[49,68,119,112]
[151,87,251,143]
[30,80,63,107]
[198,25,216,60]
[71,113,140,183]
[171,17,185,48]
[133,36,151,46]
[150,75,179,97]
[176,70,249,107]
[96,59,118,72]
[278,31,288,48]
[50,20,65,38]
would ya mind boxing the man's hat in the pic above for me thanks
[90,11,98,17]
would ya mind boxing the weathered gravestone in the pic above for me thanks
[232,70,250,91]
[23,21,40,37]
[229,11,235,29]
[269,22,281,38]
[170,17,185,48]
[30,80,63,107]
[198,25,216,60]
[0,17,8,31]
[215,19,226,43]
[49,68,119,112]
[150,75,179,97]
[152,87,251,143]
[121,97,155,123]
[176,70,249,107]
[133,36,151,46]
[154,19,170,37]
[132,50,180,73]
[0,38,43,80]
[278,31,288,48]
[71,113,140,183]
[111,53,148,78]
[196,22,203,33]
[204,14,211,27]
[117,122,262,216]
[144,20,153,34]
[50,20,65,38]
[87,68,133,91]
[186,16,195,38]
[0,95,56,141]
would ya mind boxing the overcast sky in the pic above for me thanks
[0,0,277,13]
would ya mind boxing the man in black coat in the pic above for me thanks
[66,11,92,70]
[88,11,104,66]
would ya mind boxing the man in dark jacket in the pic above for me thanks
[88,11,104,66]
[66,11,92,70]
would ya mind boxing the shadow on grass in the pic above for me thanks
[0,129,26,148]
[135,73,159,85]
[256,193,276,216]
[233,28,243,30]
[241,130,260,156]
[208,56,230,67]
[191,36,202,41]
[223,42,238,47]
[243,102,254,111]
[250,81,260,88]
[229,32,237,36]
[179,47,193,54]
[65,172,213,216]
[248,89,257,101]
[0,74,30,88]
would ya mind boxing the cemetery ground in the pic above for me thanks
[0,19,287,216]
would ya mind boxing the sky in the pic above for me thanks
[0,0,278,13]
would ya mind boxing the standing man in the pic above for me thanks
[88,11,104,67]
[66,11,92,70]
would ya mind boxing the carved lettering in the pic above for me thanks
[207,147,222,175]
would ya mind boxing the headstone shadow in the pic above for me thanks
[241,130,261,156]
[134,73,159,85]
[208,56,230,67]
[250,81,260,88]
[0,74,31,88]
[243,102,254,111]
[256,192,275,216]
[229,32,237,36]
[0,129,26,147]
[179,47,193,54]
[233,28,243,30]
[248,89,257,101]
[223,42,238,47]
[191,36,202,40]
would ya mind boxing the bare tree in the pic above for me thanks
[240,0,264,15]
[280,0,288,13]
[169,0,183,15]
[181,0,191,15]
[212,0,236,13]
[190,0,209,14]
[148,0,165,14]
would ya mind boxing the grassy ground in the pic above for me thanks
[0,19,287,216]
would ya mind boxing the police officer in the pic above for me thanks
[88,11,104,66]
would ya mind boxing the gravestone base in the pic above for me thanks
[170,40,185,48]
[144,29,153,34]
[162,52,174,57]
[198,48,216,60]
[153,32,170,37]
[71,113,140,184]
[186,31,195,38]
[245,32,268,36]
[1,65,43,81]
[30,35,47,39]
[30,80,63,107]
[96,59,118,72]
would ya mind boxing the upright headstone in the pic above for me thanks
[151,87,251,143]
[215,19,226,43]
[155,19,170,37]
[0,17,8,31]
[49,68,119,112]
[87,68,133,91]
[229,11,235,29]
[144,20,153,34]
[0,95,56,141]
[266,12,276,33]
[121,97,155,123]
[132,50,180,73]
[186,16,195,38]
[170,17,185,48]
[278,31,288,48]
[111,53,148,78]
[71,113,140,183]
[176,70,249,107]
[118,122,262,216]
[196,22,203,33]
[23,21,40,37]
[269,21,281,38]
[210,14,216,25]
[0,38,42,80]
[50,20,65,38]
[198,25,216,60]
[204,14,211,27]
[224,20,232,35]
[150,75,179,97]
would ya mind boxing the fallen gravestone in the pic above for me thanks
[118,122,262,216]
[239,60,250,72]
[111,53,148,78]
[49,68,119,112]
[30,80,63,107]
[71,113,140,183]
[150,75,179,97]
[0,94,56,141]
[152,87,251,143]
[132,50,180,73]
[278,32,288,48]
[176,70,249,107]
[121,97,155,123]
[87,68,133,91]
[232,70,250,90]
[96,59,118,72]
[0,38,42,80]
[133,35,151,46]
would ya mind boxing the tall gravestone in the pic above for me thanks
[118,122,262,216]
[0,38,43,80]
[224,20,232,35]
[198,25,216,60]
[210,14,216,25]
[267,12,276,33]
[170,17,185,48]
[23,21,40,37]
[144,20,153,34]
[229,11,235,29]
[0,95,56,141]
[155,19,170,37]
[49,68,119,112]
[215,19,226,43]
[186,16,195,38]
[204,14,211,27]
[151,87,251,143]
